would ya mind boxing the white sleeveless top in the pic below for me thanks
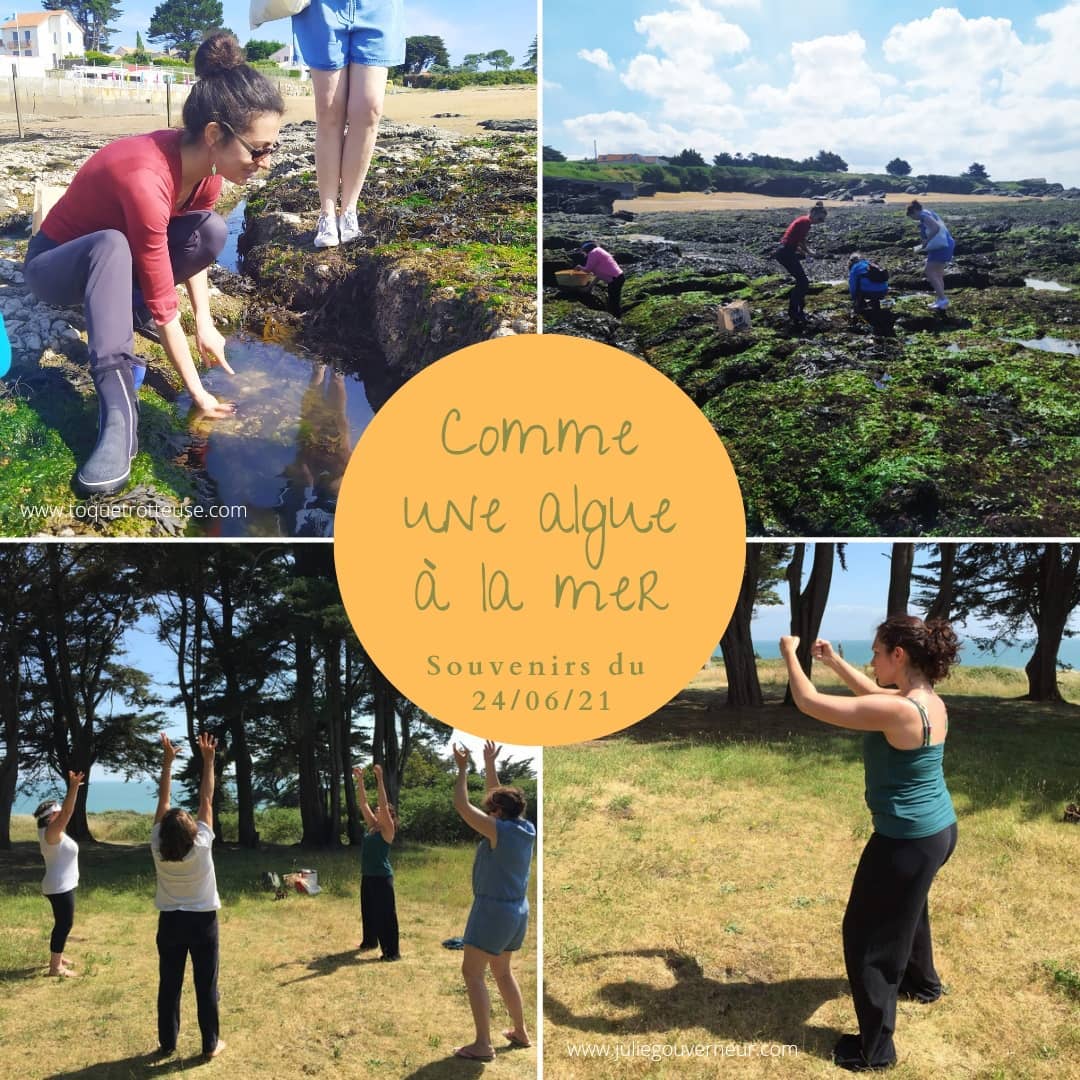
[38,829,79,895]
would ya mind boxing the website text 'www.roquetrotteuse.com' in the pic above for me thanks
[565,1041,800,1063]
[19,503,248,523]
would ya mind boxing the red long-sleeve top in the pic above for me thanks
[41,129,222,324]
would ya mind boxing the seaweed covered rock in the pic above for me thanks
[242,120,536,377]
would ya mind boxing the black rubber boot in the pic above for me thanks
[76,366,138,495]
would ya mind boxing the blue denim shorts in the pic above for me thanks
[463,896,529,956]
[293,0,405,71]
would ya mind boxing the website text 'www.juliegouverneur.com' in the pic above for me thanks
[565,1041,800,1062]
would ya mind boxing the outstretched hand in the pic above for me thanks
[197,732,217,762]
[373,764,384,782]
[483,740,501,763]
[67,770,86,789]
[160,732,183,764]
[352,765,364,783]
[452,744,470,772]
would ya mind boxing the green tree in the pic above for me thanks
[964,162,989,181]
[713,151,734,166]
[244,38,285,62]
[543,144,566,162]
[43,0,121,53]
[147,0,223,61]
[669,147,706,167]
[719,544,791,707]
[886,157,912,177]
[524,35,537,72]
[135,29,143,49]
[485,48,514,71]
[809,149,848,173]
[403,34,449,74]
[460,52,484,72]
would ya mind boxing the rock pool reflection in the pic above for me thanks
[177,336,377,537]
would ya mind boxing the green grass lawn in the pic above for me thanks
[0,824,537,1079]
[543,664,1080,1079]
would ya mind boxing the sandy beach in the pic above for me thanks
[0,82,536,139]
[615,190,1045,212]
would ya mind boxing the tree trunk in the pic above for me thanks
[295,625,327,847]
[1023,546,1079,701]
[720,544,764,708]
[371,666,402,809]
[0,753,16,851]
[887,543,915,615]
[323,639,342,847]
[926,544,957,622]
[784,543,835,704]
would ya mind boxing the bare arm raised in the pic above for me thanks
[44,771,85,845]
[452,744,497,846]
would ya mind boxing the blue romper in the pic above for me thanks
[463,816,536,956]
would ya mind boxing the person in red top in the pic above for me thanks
[774,201,827,326]
[23,33,284,496]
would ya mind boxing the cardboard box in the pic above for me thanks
[717,299,752,333]
[32,184,67,236]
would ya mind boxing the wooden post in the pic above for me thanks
[11,65,22,139]
[166,78,171,127]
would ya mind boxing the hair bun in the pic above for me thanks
[194,31,245,78]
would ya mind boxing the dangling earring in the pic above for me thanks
[211,162,217,177]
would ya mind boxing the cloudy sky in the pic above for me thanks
[108,1,536,68]
[544,1,1080,185]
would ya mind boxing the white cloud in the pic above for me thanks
[578,47,614,72]
[562,109,744,158]
[634,2,750,57]
[750,32,895,114]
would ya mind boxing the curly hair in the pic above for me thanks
[875,614,960,683]
[482,786,527,819]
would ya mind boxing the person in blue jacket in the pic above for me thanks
[451,740,535,1061]
[906,200,955,310]
[848,254,890,315]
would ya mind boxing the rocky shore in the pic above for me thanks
[0,119,536,536]
[544,199,1080,536]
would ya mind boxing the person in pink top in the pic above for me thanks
[577,242,626,317]
[23,34,284,496]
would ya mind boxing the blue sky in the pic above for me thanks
[107,0,536,65]
[544,1,1080,185]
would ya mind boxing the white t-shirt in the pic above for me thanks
[39,828,79,895]
[151,820,221,911]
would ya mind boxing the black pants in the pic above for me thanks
[156,909,220,1055]
[842,823,958,1066]
[774,246,809,319]
[46,889,75,954]
[606,273,626,317]
[360,875,400,958]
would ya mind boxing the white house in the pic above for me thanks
[0,10,84,76]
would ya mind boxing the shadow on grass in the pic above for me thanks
[402,1056,487,1080]
[619,686,1080,819]
[44,1050,207,1078]
[545,949,846,1058]
[277,948,372,985]
[0,965,41,982]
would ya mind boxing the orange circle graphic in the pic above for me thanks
[335,334,746,744]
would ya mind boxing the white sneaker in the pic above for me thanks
[338,209,361,244]
[314,213,339,249]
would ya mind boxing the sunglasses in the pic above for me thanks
[218,120,279,162]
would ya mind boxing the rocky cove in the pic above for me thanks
[543,198,1080,536]
[0,119,536,536]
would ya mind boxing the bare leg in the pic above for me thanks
[924,260,947,301]
[339,64,389,213]
[490,951,530,1046]
[310,68,349,218]
[458,945,495,1057]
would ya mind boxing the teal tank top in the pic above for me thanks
[863,698,957,839]
[361,830,393,877]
